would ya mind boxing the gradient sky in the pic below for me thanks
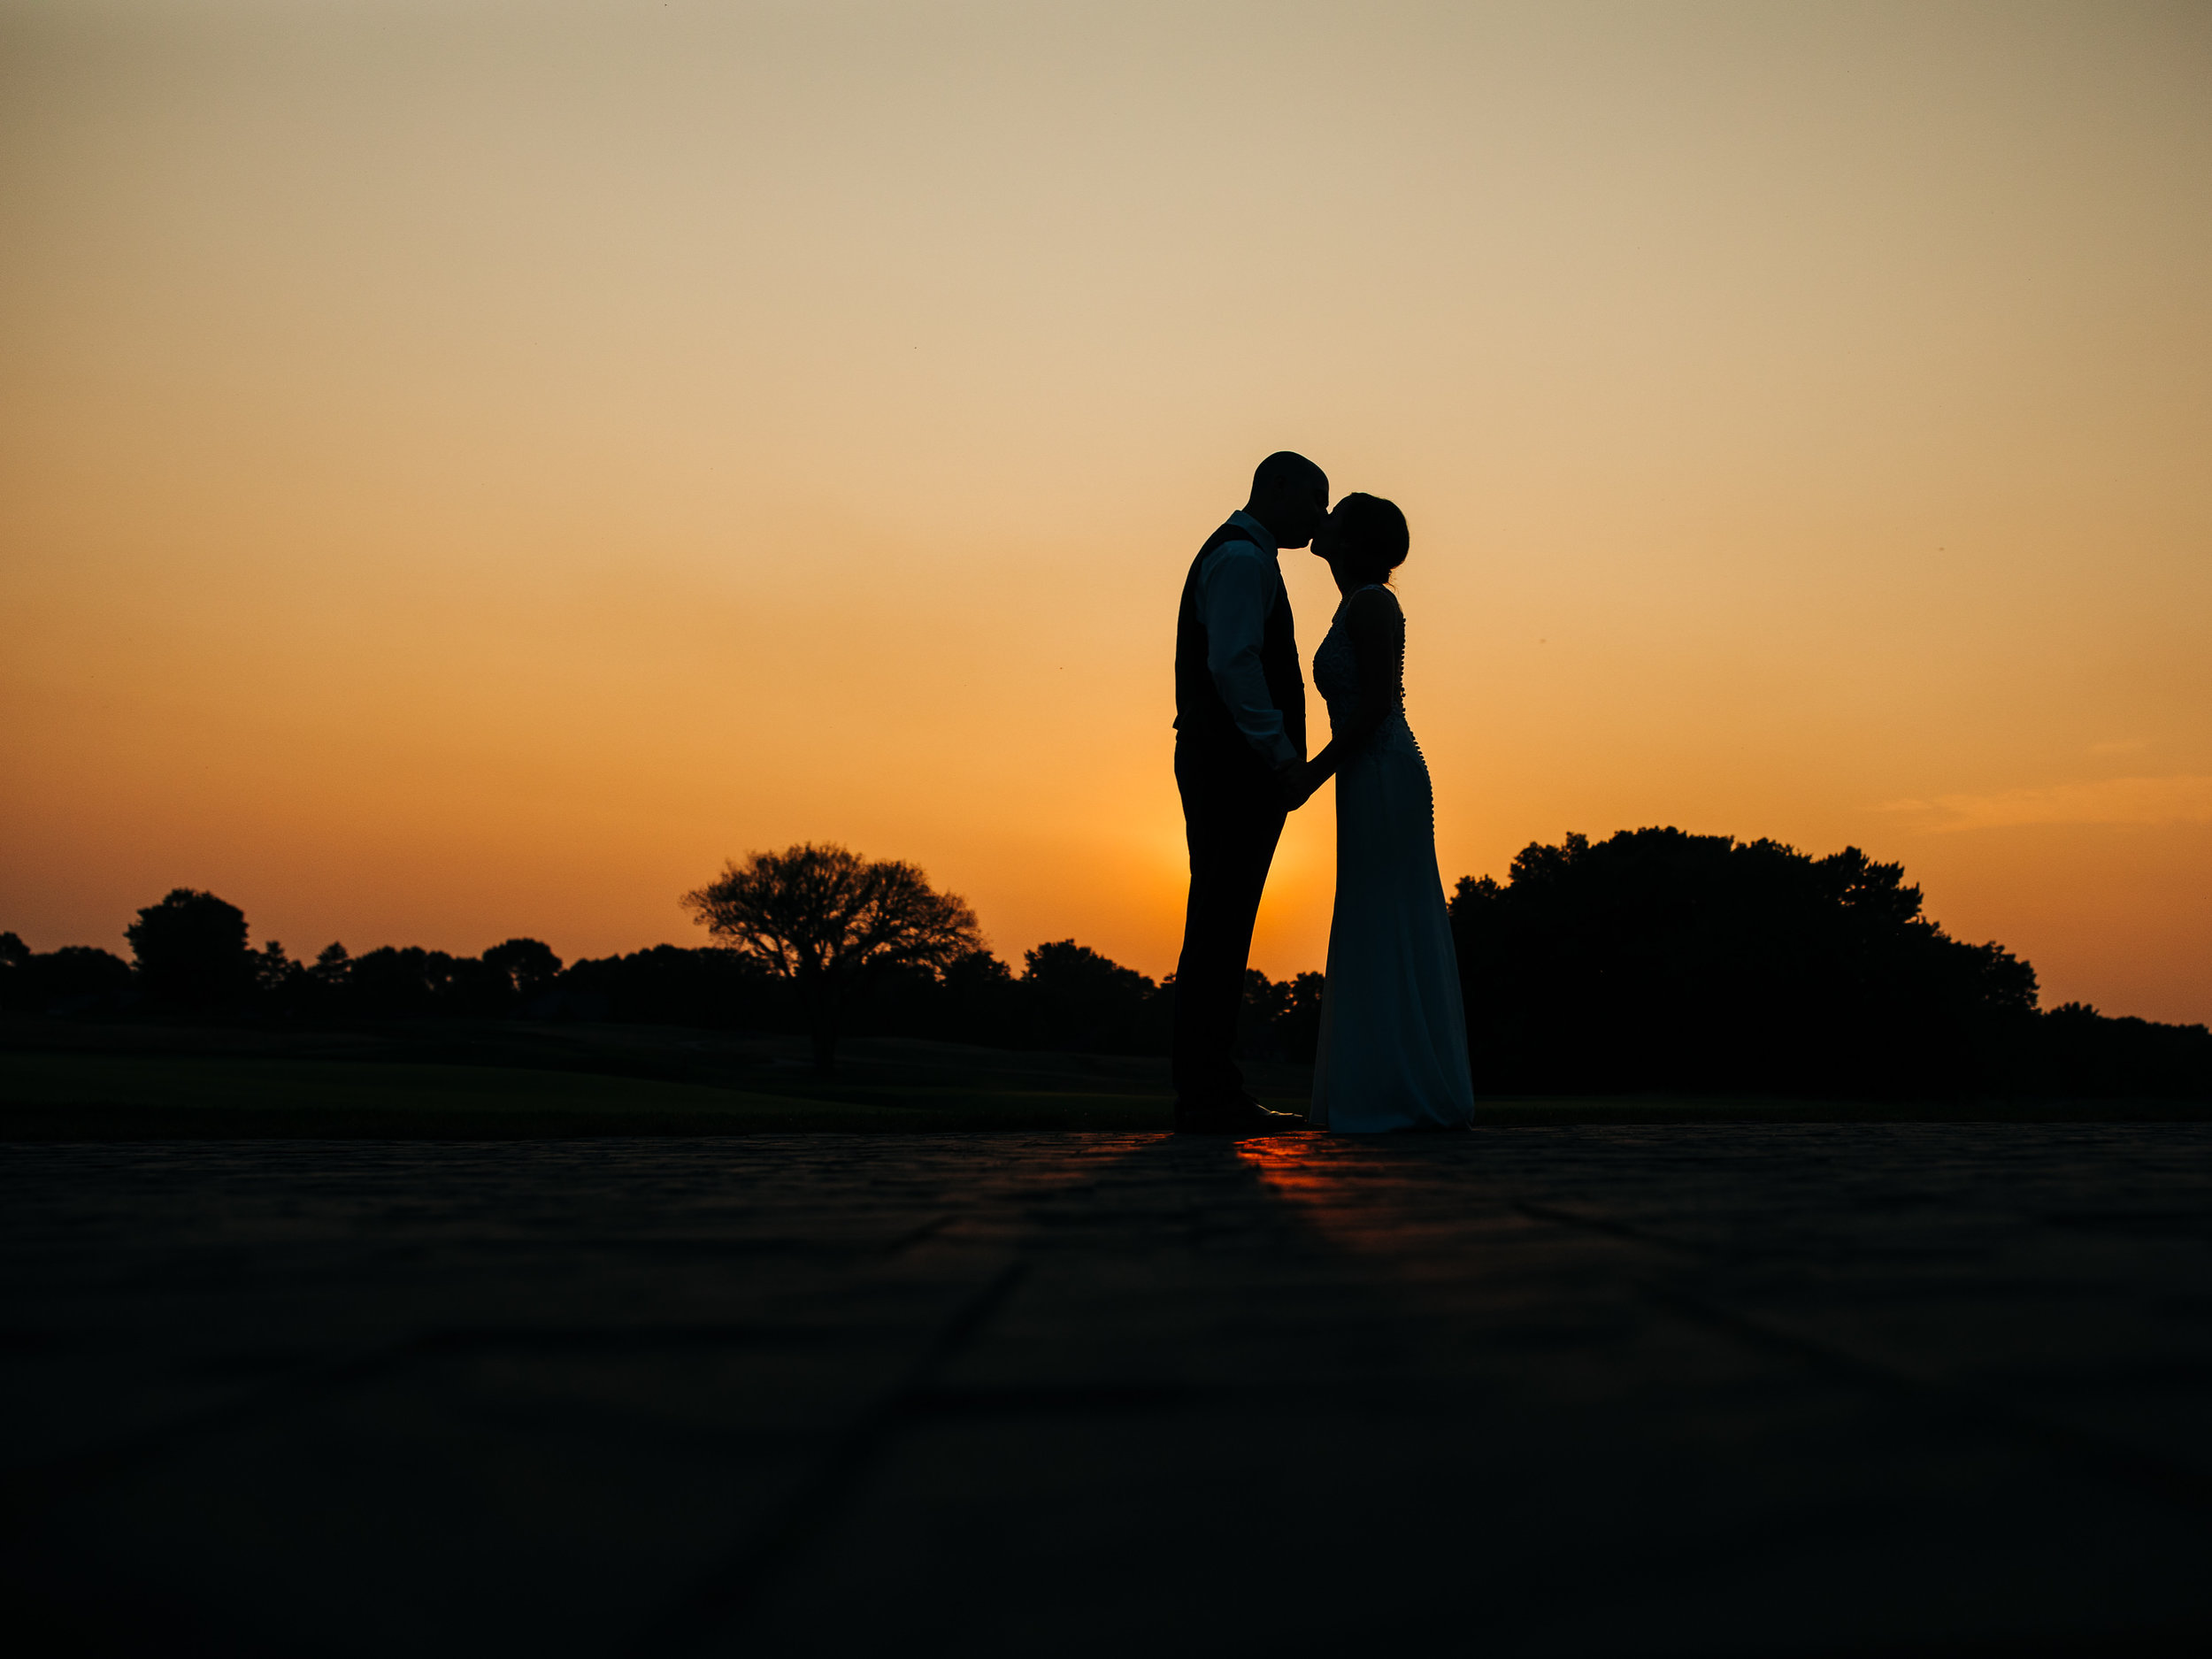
[4,0,2208,1021]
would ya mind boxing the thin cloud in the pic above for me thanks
[1880,775,2212,833]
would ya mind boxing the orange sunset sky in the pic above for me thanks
[4,1,2208,1023]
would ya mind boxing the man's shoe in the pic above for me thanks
[1172,1096,1313,1135]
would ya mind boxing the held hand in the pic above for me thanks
[1276,761,1319,812]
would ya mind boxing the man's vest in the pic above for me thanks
[1173,519,1306,771]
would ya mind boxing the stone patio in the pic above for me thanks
[5,1125,2211,1655]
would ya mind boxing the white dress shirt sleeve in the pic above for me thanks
[1200,542,1298,772]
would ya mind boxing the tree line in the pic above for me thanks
[4,830,2206,1098]
[0,875,1324,1065]
[1448,827,2207,1099]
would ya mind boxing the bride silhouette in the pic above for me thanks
[1294,493,1475,1131]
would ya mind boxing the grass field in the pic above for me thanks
[0,1049,1185,1136]
[4,1031,2205,1138]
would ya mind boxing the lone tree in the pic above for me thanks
[125,887,255,1010]
[681,842,981,1071]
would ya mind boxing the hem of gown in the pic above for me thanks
[1309,1099,1473,1133]
[1323,1120,1473,1135]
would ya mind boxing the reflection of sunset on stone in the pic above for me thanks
[1235,1138,1328,1193]
[1233,1139,1426,1253]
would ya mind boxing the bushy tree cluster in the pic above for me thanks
[1450,828,2207,1097]
[258,937,570,1020]
[0,933,134,1016]
[0,887,264,1017]
[2030,1002,2212,1099]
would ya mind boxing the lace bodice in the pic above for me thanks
[1312,585,1406,726]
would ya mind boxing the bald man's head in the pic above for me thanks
[1243,451,1331,549]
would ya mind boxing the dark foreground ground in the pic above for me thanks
[5,1125,2212,1657]
[11,1019,2202,1134]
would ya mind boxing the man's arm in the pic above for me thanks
[1200,544,1298,772]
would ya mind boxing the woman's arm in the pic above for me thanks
[1283,588,1405,805]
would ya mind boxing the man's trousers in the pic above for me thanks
[1171,741,1287,1107]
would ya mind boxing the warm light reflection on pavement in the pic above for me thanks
[1234,1133,1393,1252]
[1234,1132,1501,1266]
[1233,1133,1333,1194]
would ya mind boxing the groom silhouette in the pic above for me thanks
[1171,451,1330,1133]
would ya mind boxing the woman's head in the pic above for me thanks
[1316,492,1409,587]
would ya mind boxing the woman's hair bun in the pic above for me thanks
[1334,492,1409,576]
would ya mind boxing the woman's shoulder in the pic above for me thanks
[1344,584,1404,624]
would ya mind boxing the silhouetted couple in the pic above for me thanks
[1171,451,1475,1134]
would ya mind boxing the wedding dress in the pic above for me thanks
[1309,588,1476,1131]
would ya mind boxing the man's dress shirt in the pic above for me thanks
[1193,508,1299,773]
